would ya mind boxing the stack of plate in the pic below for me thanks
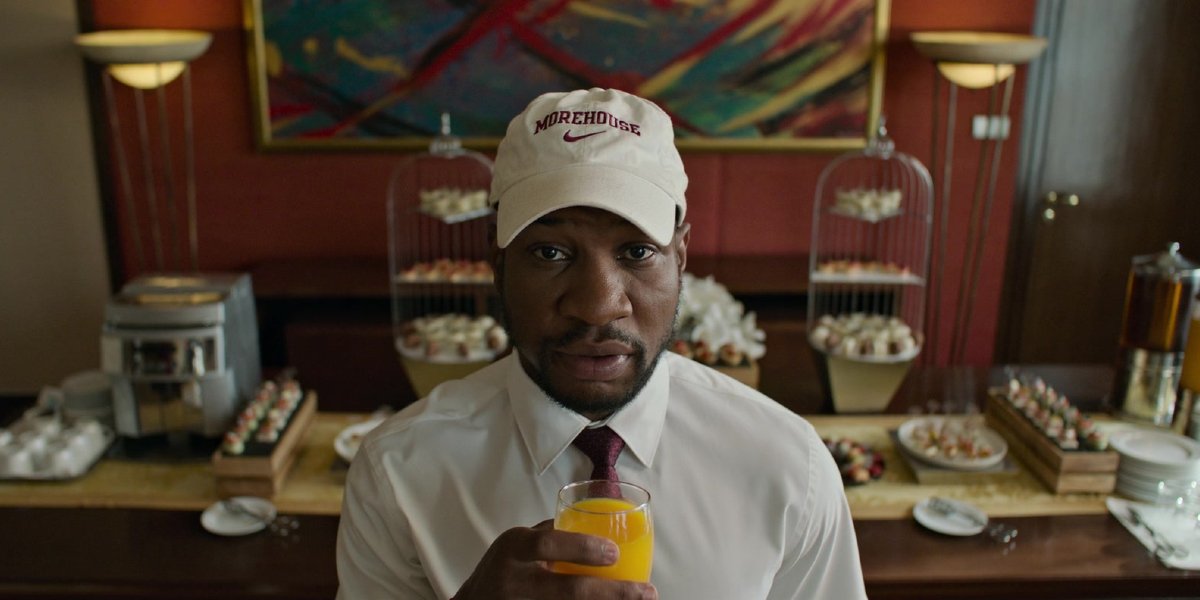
[1110,428,1200,502]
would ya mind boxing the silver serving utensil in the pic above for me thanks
[927,497,1019,543]
[927,497,987,527]
[221,499,273,524]
[1127,506,1189,560]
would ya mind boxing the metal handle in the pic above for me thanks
[1042,191,1081,222]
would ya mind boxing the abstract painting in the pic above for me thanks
[246,0,889,150]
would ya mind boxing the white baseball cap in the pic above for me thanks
[489,88,688,248]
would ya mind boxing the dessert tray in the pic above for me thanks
[212,375,317,499]
[809,313,922,363]
[810,260,924,285]
[983,376,1119,493]
[897,417,1008,471]
[393,259,493,284]
[823,436,886,486]
[396,313,509,364]
[416,187,491,223]
[995,376,1109,451]
[830,187,904,223]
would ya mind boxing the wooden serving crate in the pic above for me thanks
[983,393,1118,494]
[211,391,318,499]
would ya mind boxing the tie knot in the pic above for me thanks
[572,426,625,482]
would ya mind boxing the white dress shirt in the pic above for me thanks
[336,352,866,599]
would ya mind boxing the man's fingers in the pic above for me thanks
[538,572,658,600]
[512,527,618,566]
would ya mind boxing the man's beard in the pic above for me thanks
[531,322,672,416]
[499,293,680,417]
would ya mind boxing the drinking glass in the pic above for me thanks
[553,480,653,582]
[1156,479,1200,530]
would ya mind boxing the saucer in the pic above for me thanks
[913,497,988,536]
[201,496,276,536]
[334,418,386,463]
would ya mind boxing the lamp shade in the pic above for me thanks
[76,29,212,90]
[936,62,1017,89]
[911,31,1047,65]
[75,29,212,65]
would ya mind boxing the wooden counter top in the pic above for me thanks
[2,364,1194,598]
[1,507,1194,599]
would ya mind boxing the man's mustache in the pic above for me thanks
[554,324,645,355]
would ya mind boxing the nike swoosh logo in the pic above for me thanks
[562,130,604,142]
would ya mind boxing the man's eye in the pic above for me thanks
[533,246,568,261]
[622,245,657,261]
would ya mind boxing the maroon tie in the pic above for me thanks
[572,426,625,482]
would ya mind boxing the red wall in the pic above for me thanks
[90,0,1037,365]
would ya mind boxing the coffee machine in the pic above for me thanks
[1113,243,1200,427]
[100,274,261,438]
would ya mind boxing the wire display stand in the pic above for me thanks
[387,114,507,397]
[808,120,933,412]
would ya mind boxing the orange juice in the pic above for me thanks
[1182,312,1200,392]
[553,497,653,582]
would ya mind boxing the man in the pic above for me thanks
[337,88,866,599]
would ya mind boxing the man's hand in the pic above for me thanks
[453,520,657,600]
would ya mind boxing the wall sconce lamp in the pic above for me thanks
[75,29,212,274]
[911,31,1047,365]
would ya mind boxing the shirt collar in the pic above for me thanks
[507,352,671,475]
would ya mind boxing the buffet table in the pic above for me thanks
[0,412,1112,519]
[0,365,1197,599]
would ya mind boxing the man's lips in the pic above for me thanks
[554,341,634,380]
[558,341,634,356]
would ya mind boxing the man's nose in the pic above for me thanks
[559,255,633,326]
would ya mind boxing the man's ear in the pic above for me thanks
[674,221,691,276]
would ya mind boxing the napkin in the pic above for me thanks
[1106,497,1200,570]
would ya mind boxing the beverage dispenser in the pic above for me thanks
[101,274,261,438]
[1113,243,1200,426]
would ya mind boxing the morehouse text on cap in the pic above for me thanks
[533,109,642,137]
[489,88,688,250]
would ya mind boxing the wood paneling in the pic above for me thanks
[999,0,1200,364]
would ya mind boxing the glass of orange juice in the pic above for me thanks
[553,480,653,582]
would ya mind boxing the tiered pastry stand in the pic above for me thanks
[808,122,933,412]
[387,115,505,397]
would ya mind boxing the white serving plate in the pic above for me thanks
[201,496,276,536]
[1110,429,1200,470]
[1118,460,1200,483]
[1115,478,1165,503]
[898,417,1008,471]
[913,497,988,536]
[1118,463,1200,487]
